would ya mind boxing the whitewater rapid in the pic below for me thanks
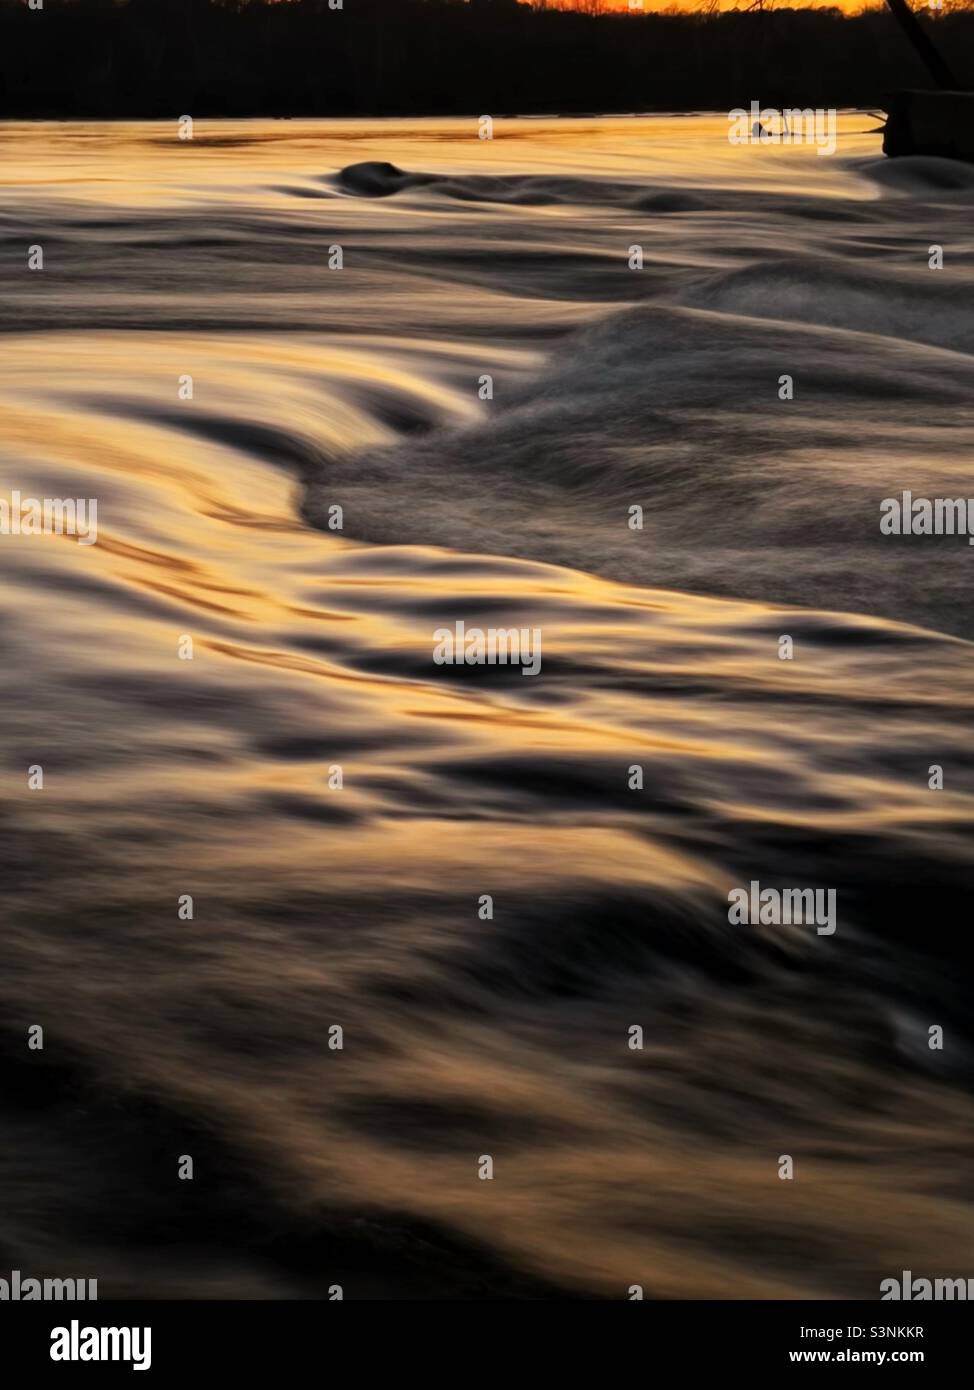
[1,117,973,1299]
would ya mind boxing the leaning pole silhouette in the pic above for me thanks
[884,0,956,89]
[882,0,973,160]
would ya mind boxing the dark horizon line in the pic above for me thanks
[1,104,889,120]
[2,3,970,119]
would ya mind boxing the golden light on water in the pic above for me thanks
[3,111,974,1305]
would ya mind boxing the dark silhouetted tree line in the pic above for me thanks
[0,0,971,117]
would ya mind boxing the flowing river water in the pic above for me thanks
[1,116,973,1298]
